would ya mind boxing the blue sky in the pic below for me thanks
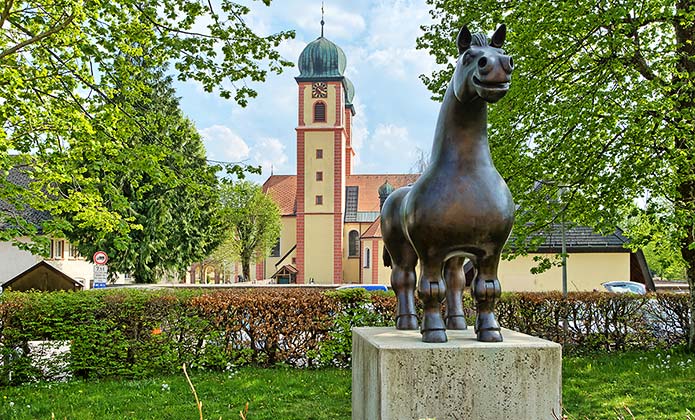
[174,1,443,183]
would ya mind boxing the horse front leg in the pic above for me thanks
[444,256,467,330]
[418,258,447,343]
[472,253,503,342]
[391,249,418,330]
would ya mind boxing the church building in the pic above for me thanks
[258,33,415,285]
[250,33,654,291]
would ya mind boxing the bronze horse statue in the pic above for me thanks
[381,25,514,343]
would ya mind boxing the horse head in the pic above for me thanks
[453,25,513,104]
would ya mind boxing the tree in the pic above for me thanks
[214,181,281,282]
[53,61,225,283]
[418,0,695,349]
[1,0,293,254]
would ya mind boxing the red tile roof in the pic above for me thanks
[263,175,297,216]
[362,216,382,239]
[347,174,418,212]
[262,173,418,216]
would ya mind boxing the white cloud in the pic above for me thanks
[292,4,366,40]
[200,125,250,162]
[362,0,437,79]
[253,137,289,176]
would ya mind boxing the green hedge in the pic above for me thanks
[0,288,689,384]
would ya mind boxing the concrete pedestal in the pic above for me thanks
[352,327,561,420]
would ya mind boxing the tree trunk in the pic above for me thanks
[674,0,695,352]
[242,258,251,282]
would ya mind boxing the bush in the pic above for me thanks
[0,288,689,385]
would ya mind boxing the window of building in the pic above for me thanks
[316,149,323,159]
[50,239,64,259]
[363,248,371,268]
[315,195,323,205]
[316,171,323,181]
[348,230,359,257]
[69,243,80,259]
[292,257,297,264]
[270,239,280,257]
[313,101,326,122]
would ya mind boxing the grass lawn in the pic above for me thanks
[563,346,695,419]
[1,348,694,419]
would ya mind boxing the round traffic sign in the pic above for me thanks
[93,251,109,265]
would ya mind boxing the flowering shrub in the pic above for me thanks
[0,288,689,384]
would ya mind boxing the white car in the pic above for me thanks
[602,281,647,295]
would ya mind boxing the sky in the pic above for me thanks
[174,0,444,183]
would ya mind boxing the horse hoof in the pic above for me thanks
[422,329,448,343]
[396,314,419,330]
[446,315,467,330]
[477,328,503,342]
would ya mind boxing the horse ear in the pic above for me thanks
[457,26,472,54]
[490,24,506,48]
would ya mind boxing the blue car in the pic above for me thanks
[336,284,388,292]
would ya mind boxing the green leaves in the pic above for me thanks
[209,180,281,281]
[1,0,294,262]
[420,0,695,349]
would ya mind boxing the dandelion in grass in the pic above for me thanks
[162,383,170,391]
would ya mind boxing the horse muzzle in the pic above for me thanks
[472,76,510,102]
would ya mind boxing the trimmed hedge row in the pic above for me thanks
[0,288,689,384]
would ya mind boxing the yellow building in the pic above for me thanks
[256,34,654,291]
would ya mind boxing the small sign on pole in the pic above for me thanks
[93,251,108,289]
[93,251,108,265]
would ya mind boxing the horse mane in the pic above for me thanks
[471,33,488,47]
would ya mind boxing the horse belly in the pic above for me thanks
[403,174,514,258]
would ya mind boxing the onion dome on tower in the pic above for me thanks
[297,37,347,80]
[378,180,395,209]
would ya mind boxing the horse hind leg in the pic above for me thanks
[418,256,447,343]
[472,252,503,342]
[444,256,467,330]
[389,246,418,330]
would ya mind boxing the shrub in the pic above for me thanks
[0,288,689,385]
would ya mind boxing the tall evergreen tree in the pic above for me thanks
[57,59,224,283]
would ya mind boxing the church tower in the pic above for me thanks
[294,29,356,284]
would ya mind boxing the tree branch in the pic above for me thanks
[0,11,75,60]
[0,0,15,31]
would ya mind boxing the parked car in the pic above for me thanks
[602,281,647,295]
[336,284,389,292]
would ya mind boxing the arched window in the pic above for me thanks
[348,230,359,257]
[313,102,326,122]
[364,248,371,268]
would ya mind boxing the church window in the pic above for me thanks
[314,101,327,122]
[364,248,371,268]
[315,195,323,205]
[270,239,280,257]
[348,230,360,257]
[316,171,323,181]
[316,149,323,159]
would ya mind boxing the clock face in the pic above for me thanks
[312,82,328,98]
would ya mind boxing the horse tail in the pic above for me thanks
[383,246,392,268]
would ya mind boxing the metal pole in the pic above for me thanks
[561,209,568,298]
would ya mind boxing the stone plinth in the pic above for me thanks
[352,327,561,420]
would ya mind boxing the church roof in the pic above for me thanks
[262,173,418,220]
[262,175,296,216]
[345,174,418,214]
[296,37,347,81]
[361,217,382,239]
